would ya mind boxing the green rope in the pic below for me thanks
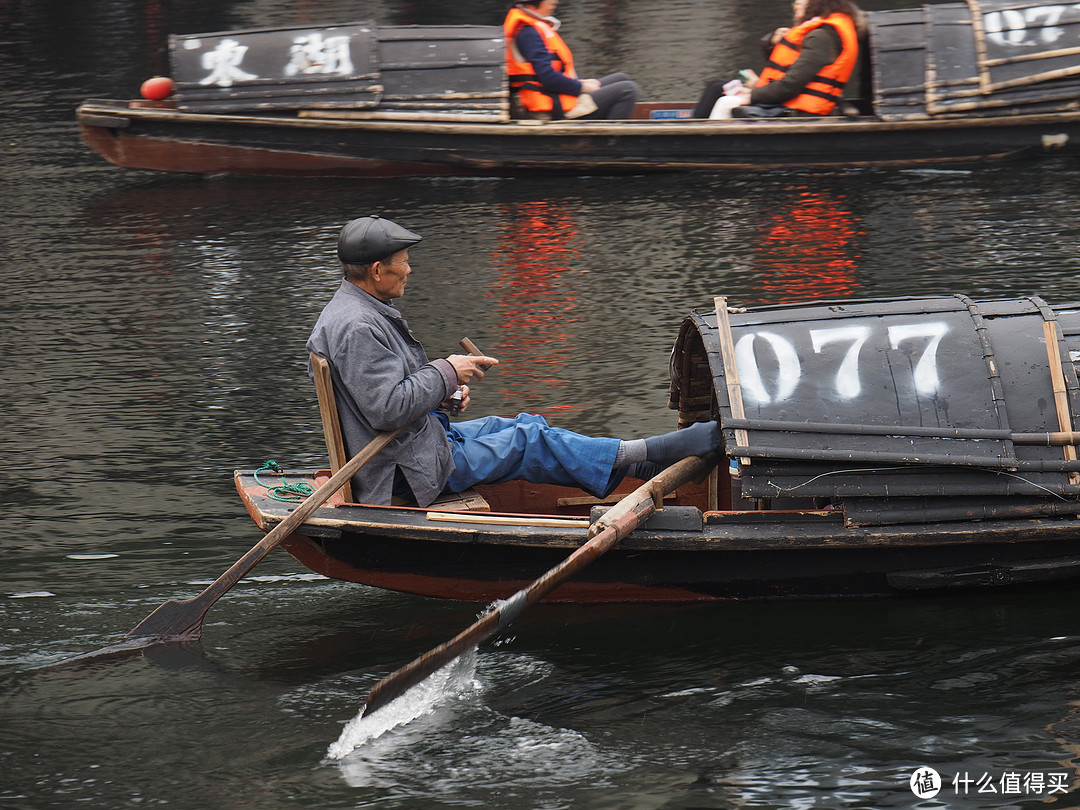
[254,460,316,503]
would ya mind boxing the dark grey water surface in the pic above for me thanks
[5,1,1080,808]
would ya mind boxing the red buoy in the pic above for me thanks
[140,76,174,101]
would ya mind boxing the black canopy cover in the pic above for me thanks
[673,295,1080,501]
[872,0,1080,119]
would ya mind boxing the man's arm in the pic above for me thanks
[336,327,454,432]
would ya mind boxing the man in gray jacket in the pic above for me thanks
[307,216,720,506]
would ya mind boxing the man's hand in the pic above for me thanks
[442,384,471,414]
[447,353,499,383]
[580,78,602,94]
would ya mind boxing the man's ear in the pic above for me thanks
[369,259,383,280]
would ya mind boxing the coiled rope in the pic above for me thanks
[253,460,315,503]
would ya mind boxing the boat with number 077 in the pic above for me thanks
[235,294,1080,603]
[78,1,1080,176]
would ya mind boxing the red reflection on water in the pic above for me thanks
[141,0,168,75]
[488,202,582,419]
[753,187,862,304]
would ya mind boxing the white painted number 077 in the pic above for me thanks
[735,321,948,403]
[886,321,948,397]
[984,5,1071,47]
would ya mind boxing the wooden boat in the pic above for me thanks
[78,2,1080,177]
[236,294,1080,603]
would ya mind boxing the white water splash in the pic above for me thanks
[243,573,328,583]
[185,572,329,586]
[326,648,480,760]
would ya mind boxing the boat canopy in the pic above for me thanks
[871,0,1080,119]
[169,22,508,121]
[670,295,1080,503]
[164,2,1080,124]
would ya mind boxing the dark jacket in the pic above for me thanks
[306,280,458,506]
[751,26,842,107]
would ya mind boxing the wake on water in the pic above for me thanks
[326,648,481,760]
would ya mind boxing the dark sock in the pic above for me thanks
[644,421,722,466]
[625,460,665,481]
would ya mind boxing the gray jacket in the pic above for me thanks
[306,280,458,505]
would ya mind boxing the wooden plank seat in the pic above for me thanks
[399,490,491,511]
[310,352,489,511]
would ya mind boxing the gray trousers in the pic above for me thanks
[582,72,640,120]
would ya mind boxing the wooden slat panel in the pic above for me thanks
[309,353,353,503]
[170,23,507,118]
[377,25,507,118]
[870,1,1080,120]
[171,22,381,112]
[674,295,1080,502]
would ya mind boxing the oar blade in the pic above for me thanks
[123,598,203,641]
[362,606,502,718]
[53,635,178,667]
[64,428,404,665]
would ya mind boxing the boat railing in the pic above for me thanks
[870,0,1080,120]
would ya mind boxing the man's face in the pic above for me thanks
[793,0,809,22]
[373,249,412,300]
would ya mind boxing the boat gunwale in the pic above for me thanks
[76,98,1080,138]
[234,471,1080,553]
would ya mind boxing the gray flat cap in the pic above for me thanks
[337,216,423,264]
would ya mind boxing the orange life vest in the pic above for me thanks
[503,6,579,116]
[756,13,859,115]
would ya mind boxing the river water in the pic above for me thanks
[5,1,1080,808]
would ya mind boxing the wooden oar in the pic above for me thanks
[70,339,493,664]
[359,450,718,718]
[71,428,404,661]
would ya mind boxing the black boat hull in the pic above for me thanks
[77,99,1080,178]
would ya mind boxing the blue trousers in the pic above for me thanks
[437,412,625,498]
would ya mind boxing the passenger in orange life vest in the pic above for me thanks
[504,0,640,120]
[692,0,864,119]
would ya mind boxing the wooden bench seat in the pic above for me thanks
[310,352,490,511]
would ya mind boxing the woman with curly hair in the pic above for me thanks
[693,0,866,119]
